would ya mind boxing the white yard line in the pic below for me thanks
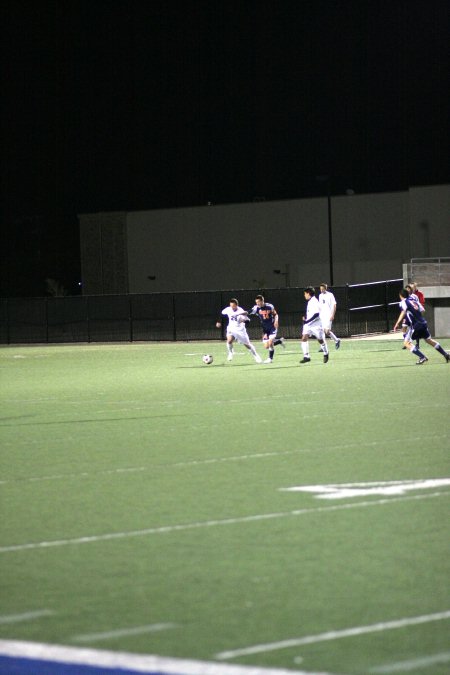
[0,639,335,675]
[0,610,54,625]
[72,623,177,643]
[0,491,448,554]
[215,610,450,660]
[370,651,450,673]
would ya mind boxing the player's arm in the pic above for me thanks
[273,308,279,329]
[303,312,319,325]
[393,310,406,331]
[331,300,336,321]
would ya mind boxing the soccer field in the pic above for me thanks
[0,338,449,675]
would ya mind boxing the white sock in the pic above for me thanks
[329,331,338,342]
[301,342,309,357]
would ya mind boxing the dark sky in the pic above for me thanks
[1,0,449,296]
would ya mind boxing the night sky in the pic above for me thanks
[1,0,449,296]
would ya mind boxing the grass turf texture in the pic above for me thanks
[0,339,449,674]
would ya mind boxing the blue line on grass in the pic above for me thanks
[0,655,169,675]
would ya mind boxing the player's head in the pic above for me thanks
[255,294,264,307]
[304,286,315,299]
[230,298,238,310]
[399,288,410,299]
[319,283,328,292]
[410,281,418,291]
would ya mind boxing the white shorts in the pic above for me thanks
[227,326,251,346]
[320,316,333,331]
[302,323,324,341]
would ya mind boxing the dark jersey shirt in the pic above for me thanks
[404,297,426,328]
[249,303,277,333]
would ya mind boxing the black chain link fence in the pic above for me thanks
[0,280,403,344]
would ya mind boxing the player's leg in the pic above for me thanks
[273,337,285,348]
[226,334,235,360]
[401,321,408,348]
[319,327,329,351]
[405,335,427,364]
[328,323,340,348]
[300,332,311,363]
[242,332,262,362]
[264,335,276,363]
[425,337,450,362]
[317,327,329,363]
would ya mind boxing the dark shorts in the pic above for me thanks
[411,323,430,341]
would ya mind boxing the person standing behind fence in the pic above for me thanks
[318,283,341,350]
[410,282,425,307]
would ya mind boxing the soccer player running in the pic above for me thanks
[318,283,341,350]
[399,284,423,349]
[248,294,285,363]
[393,288,449,364]
[216,298,262,363]
[300,286,329,363]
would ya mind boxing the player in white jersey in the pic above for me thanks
[216,298,262,363]
[300,287,329,363]
[319,283,340,349]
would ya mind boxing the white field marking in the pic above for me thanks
[0,639,336,675]
[280,479,450,500]
[72,623,177,642]
[2,434,448,487]
[370,651,450,673]
[0,491,448,554]
[215,610,450,660]
[0,610,54,625]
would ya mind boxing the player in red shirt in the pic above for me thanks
[410,282,425,306]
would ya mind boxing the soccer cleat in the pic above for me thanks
[416,356,428,365]
[279,337,286,349]
[323,353,329,363]
[445,352,450,363]
[402,345,407,350]
[227,352,234,361]
[300,357,311,363]
[254,354,263,363]
[263,357,273,364]
[335,339,341,350]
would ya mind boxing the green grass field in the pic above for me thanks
[1,338,449,675]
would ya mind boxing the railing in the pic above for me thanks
[405,258,450,286]
[0,280,403,344]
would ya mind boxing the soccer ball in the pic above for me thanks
[202,354,213,364]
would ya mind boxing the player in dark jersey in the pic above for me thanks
[394,289,450,364]
[248,295,285,363]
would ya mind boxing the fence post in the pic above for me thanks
[45,297,49,343]
[172,294,177,341]
[384,281,389,333]
[87,296,91,343]
[129,295,133,342]
[345,284,350,337]
[6,298,10,345]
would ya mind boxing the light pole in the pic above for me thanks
[316,176,354,287]
[326,182,333,287]
[316,175,333,286]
